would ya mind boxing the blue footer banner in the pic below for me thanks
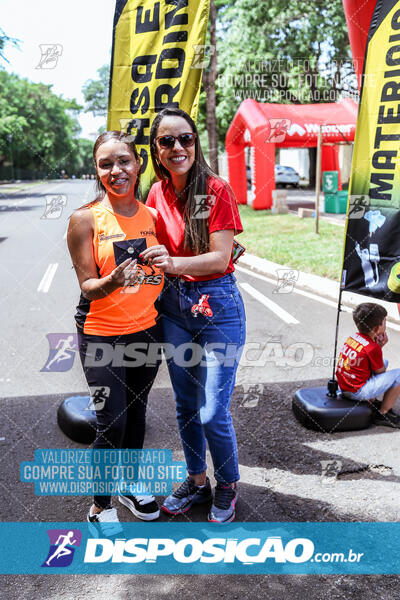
[1,522,400,574]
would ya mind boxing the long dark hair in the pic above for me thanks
[150,108,216,254]
[93,131,141,200]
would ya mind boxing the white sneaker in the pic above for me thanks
[87,506,123,537]
[119,494,160,521]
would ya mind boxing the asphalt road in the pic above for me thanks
[1,180,400,598]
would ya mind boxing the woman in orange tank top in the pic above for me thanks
[67,132,163,534]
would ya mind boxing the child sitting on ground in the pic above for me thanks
[336,302,400,428]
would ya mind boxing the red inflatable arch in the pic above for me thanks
[226,98,358,209]
[342,0,377,86]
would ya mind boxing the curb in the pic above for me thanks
[238,253,400,326]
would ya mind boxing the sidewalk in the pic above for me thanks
[0,180,47,194]
[239,252,400,326]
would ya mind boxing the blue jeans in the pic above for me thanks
[341,359,400,401]
[160,273,246,484]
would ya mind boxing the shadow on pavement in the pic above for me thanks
[1,383,399,598]
[0,205,39,212]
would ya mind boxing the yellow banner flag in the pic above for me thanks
[341,0,400,301]
[107,0,210,196]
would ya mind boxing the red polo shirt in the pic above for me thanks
[336,332,384,392]
[146,177,243,281]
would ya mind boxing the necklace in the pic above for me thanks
[173,182,189,202]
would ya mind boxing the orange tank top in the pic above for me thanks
[75,201,164,336]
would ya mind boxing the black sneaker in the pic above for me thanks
[161,476,212,515]
[208,482,237,523]
[373,409,400,428]
[118,494,160,521]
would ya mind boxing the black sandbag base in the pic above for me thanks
[292,386,373,432]
[57,395,97,444]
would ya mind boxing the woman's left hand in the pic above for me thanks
[140,245,174,273]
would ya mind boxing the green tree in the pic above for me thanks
[81,0,353,184]
[198,0,354,186]
[0,28,19,63]
[82,64,110,118]
[212,0,353,145]
[0,71,82,176]
[64,138,96,176]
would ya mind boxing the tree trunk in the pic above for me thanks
[203,0,219,174]
[309,147,317,188]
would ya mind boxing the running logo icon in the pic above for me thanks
[87,386,110,411]
[41,334,78,372]
[36,44,63,69]
[42,529,81,567]
[41,195,67,219]
[266,119,291,143]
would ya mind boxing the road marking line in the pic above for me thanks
[236,265,351,311]
[38,263,58,293]
[236,265,277,286]
[236,265,400,331]
[239,282,299,324]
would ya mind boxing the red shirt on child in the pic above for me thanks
[336,332,384,392]
[146,177,243,282]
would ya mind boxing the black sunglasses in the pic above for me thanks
[156,133,197,149]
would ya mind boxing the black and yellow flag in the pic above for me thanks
[341,0,400,301]
[107,0,210,196]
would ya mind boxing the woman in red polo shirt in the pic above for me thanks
[142,107,246,523]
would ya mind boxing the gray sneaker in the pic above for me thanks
[208,483,237,523]
[161,476,212,515]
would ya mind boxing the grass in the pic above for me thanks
[238,205,345,280]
